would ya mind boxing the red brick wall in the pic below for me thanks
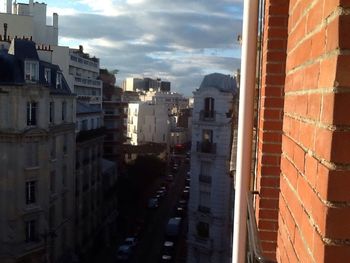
[256,0,350,261]
[255,0,289,260]
[277,0,350,262]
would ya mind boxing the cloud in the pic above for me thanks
[53,0,242,96]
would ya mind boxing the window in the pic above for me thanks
[44,68,51,84]
[51,137,56,159]
[56,73,62,89]
[199,190,211,208]
[62,194,67,219]
[27,102,38,126]
[25,181,36,204]
[49,102,54,123]
[202,129,213,143]
[196,222,209,238]
[25,220,38,242]
[49,205,55,229]
[50,170,56,194]
[82,120,88,130]
[25,60,39,82]
[204,97,215,117]
[62,165,67,187]
[26,143,39,167]
[63,134,68,154]
[62,102,67,121]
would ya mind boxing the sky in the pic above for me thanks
[9,0,243,96]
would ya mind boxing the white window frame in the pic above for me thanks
[44,68,51,84]
[24,60,39,82]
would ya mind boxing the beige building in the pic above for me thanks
[0,39,75,263]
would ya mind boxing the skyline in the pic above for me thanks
[4,0,243,96]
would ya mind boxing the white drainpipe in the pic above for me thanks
[232,0,259,262]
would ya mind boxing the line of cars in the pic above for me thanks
[159,171,191,262]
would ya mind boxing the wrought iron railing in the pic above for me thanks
[247,192,277,263]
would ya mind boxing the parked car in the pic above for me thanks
[160,240,175,262]
[124,237,138,248]
[165,217,182,238]
[157,189,166,198]
[178,199,187,209]
[116,244,132,261]
[148,197,159,209]
[166,174,174,182]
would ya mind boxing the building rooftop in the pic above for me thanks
[199,72,237,93]
[0,39,72,95]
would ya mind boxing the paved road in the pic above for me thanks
[131,160,189,262]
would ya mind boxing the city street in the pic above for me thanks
[89,155,189,263]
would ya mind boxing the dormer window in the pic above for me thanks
[56,73,62,89]
[44,68,51,84]
[24,60,39,82]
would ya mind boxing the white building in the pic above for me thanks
[187,73,237,263]
[127,102,169,146]
[0,0,58,45]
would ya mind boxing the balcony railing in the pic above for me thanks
[198,205,211,214]
[199,175,212,184]
[196,141,216,154]
[199,110,216,121]
[247,192,277,263]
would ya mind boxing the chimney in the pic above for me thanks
[7,0,12,14]
[4,23,8,41]
[79,45,83,53]
[53,13,58,28]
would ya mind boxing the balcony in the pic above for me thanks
[191,235,213,251]
[76,127,105,142]
[196,141,216,154]
[199,175,212,184]
[247,192,277,263]
[198,205,211,214]
[199,110,216,121]
[75,76,102,89]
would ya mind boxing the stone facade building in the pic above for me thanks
[0,39,75,263]
[187,73,237,263]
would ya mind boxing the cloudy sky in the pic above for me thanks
[43,0,242,96]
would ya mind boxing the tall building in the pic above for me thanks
[187,73,237,263]
[100,69,128,165]
[0,39,75,263]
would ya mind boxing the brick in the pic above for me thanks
[307,93,321,121]
[261,240,277,252]
[260,119,283,131]
[281,155,298,188]
[331,130,350,163]
[258,219,279,231]
[299,122,315,150]
[304,154,318,188]
[319,56,337,87]
[261,154,281,166]
[311,28,326,60]
[314,127,333,161]
[326,206,350,239]
[307,0,324,33]
[304,62,320,90]
[293,144,305,174]
[336,54,350,86]
[259,230,278,241]
[339,13,350,49]
[261,108,283,120]
[259,198,280,209]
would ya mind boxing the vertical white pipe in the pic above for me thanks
[232,0,259,263]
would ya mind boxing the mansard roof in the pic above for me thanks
[0,39,72,95]
[199,72,237,93]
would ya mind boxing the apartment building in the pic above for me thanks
[187,73,237,263]
[0,38,75,263]
[127,101,170,146]
[100,69,128,165]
